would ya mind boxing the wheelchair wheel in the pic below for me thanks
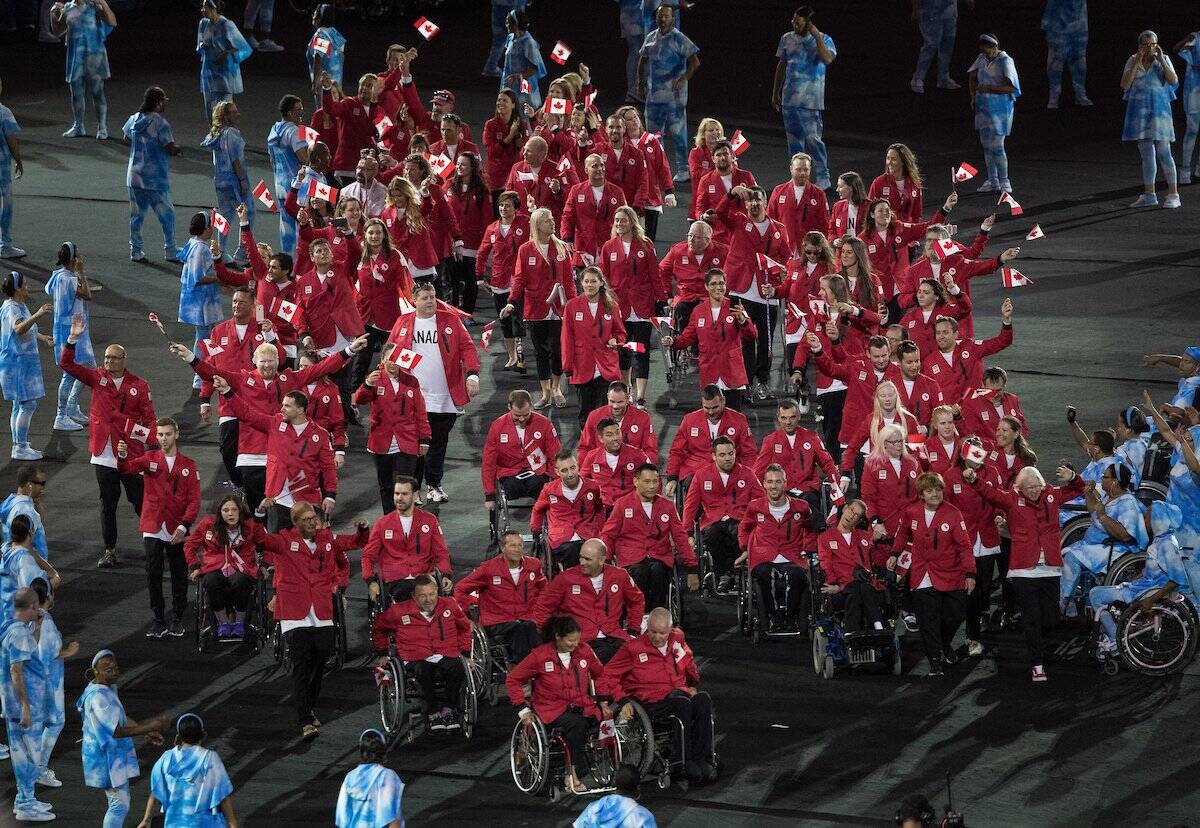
[194,580,208,653]
[1105,552,1147,587]
[736,569,751,637]
[470,623,494,701]
[379,657,407,737]
[510,715,551,796]
[460,656,482,741]
[1060,513,1091,548]
[249,578,267,656]
[811,628,828,675]
[272,621,288,669]
[613,698,656,777]
[667,567,683,628]
[749,580,762,645]
[327,592,347,673]
[582,728,619,789]
[1117,601,1198,676]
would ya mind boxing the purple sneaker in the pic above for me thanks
[231,621,246,638]
[216,622,232,638]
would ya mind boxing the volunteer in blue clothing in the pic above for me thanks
[1142,390,1200,554]
[968,33,1021,194]
[1041,0,1091,108]
[307,4,346,108]
[0,469,49,560]
[50,0,116,140]
[33,580,75,794]
[574,765,657,828]
[197,0,252,122]
[267,95,310,257]
[0,271,53,461]
[1142,346,1200,409]
[614,0,645,101]
[200,100,254,264]
[1,515,57,622]
[1121,30,1180,209]
[772,6,836,190]
[3,588,51,821]
[335,729,405,828]
[1176,31,1200,185]
[45,242,95,431]
[485,0,528,79]
[178,213,223,391]
[136,713,239,828]
[910,0,966,94]
[638,4,700,176]
[0,78,25,260]
[123,87,180,264]
[500,9,546,111]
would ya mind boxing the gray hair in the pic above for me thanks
[1015,467,1045,489]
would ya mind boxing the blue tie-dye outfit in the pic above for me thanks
[484,1,528,77]
[501,30,546,111]
[1041,0,1088,103]
[1060,491,1147,604]
[77,681,140,827]
[1167,425,1200,553]
[45,266,93,421]
[178,237,220,390]
[575,794,658,827]
[1123,54,1179,190]
[266,119,308,257]
[307,26,346,89]
[200,125,254,262]
[969,50,1021,189]
[1177,36,1200,177]
[776,30,836,189]
[34,610,65,782]
[614,0,645,99]
[122,110,178,260]
[2,618,46,811]
[911,0,957,86]
[149,745,234,827]
[196,15,252,120]
[640,26,699,174]
[0,299,44,453]
[0,543,46,623]
[61,0,112,135]
[0,495,48,560]
[0,104,20,250]
[335,763,405,828]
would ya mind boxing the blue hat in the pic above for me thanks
[1184,346,1200,363]
[176,712,205,733]
[91,648,115,668]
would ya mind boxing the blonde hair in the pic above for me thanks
[693,117,723,149]
[610,205,647,242]
[869,381,914,449]
[209,100,235,139]
[385,178,424,234]
[558,72,583,101]
[529,207,567,259]
[868,423,908,463]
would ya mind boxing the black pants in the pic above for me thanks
[373,452,419,513]
[238,465,266,515]
[588,636,625,663]
[552,540,583,570]
[966,552,999,640]
[446,255,479,314]
[996,537,1017,617]
[723,388,745,412]
[95,465,144,550]
[330,360,357,424]
[144,538,187,623]
[434,257,455,301]
[617,320,652,380]
[268,503,295,533]
[528,319,563,380]
[752,562,807,617]
[642,689,713,765]
[493,292,525,339]
[415,412,458,490]
[818,390,846,464]
[839,580,883,632]
[912,587,966,664]
[202,570,255,612]
[701,519,739,577]
[737,297,774,386]
[550,708,596,774]
[285,625,335,725]
[1010,576,1060,667]
[411,657,465,711]
[486,620,538,666]
[218,419,242,486]
[627,556,670,613]
[643,209,660,241]
[573,376,609,430]
[350,326,390,392]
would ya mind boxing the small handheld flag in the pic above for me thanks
[550,40,572,64]
[147,313,166,335]
[253,180,277,211]
[621,342,647,353]
[545,97,573,116]
[480,321,496,350]
[1025,224,1045,240]
[998,191,1023,216]
[413,16,440,40]
[932,238,964,260]
[729,129,749,156]
[210,210,229,235]
[953,162,978,183]
[394,348,423,372]
[307,179,339,205]
[963,442,989,466]
[1001,267,1031,288]
[310,35,332,56]
[297,125,320,147]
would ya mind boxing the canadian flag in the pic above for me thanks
[932,238,965,260]
[550,40,572,64]
[548,282,567,313]
[963,442,989,466]
[729,129,749,156]
[998,191,1023,216]
[128,421,151,443]
[199,338,224,357]
[253,180,277,211]
[520,77,531,94]
[906,433,926,453]
[147,313,166,335]
[210,209,229,235]
[270,297,299,323]
[394,348,423,372]
[556,155,573,173]
[598,718,616,745]
[297,125,320,147]
[969,387,999,401]
[638,131,661,149]
[787,302,803,320]
[757,253,785,276]
[953,162,978,183]
[480,321,496,350]
[1001,267,1031,288]
[622,342,647,353]
[427,153,453,178]
[413,16,440,40]
[808,297,829,319]
[585,90,598,109]
[310,35,332,55]
[896,550,913,573]
[527,446,548,473]
[1025,224,1045,240]
[545,97,573,116]
[307,179,339,205]
[516,170,539,183]
[374,115,393,137]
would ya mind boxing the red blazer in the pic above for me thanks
[818,526,885,588]
[596,139,648,208]
[560,181,626,266]
[943,464,1001,549]
[666,407,756,481]
[532,564,645,642]
[481,411,561,497]
[686,146,716,214]
[506,642,609,722]
[712,193,791,296]
[228,401,338,503]
[672,300,757,389]
[361,508,451,583]
[386,309,481,408]
[959,390,1027,447]
[420,182,463,260]
[372,595,472,659]
[867,173,923,224]
[256,277,302,352]
[984,448,1027,490]
[925,327,1013,403]
[294,262,366,347]
[896,235,997,338]
[560,296,626,385]
[827,199,868,241]
[511,240,576,321]
[392,77,474,144]
[530,478,606,548]
[924,437,961,477]
[198,317,270,417]
[483,116,528,194]
[974,474,1086,569]
[578,405,658,459]
[600,236,663,320]
[779,259,830,337]
[184,516,267,577]
[60,344,157,460]
[682,461,765,529]
[605,629,699,703]
[262,525,367,620]
[859,211,945,299]
[118,450,200,536]
[302,376,347,451]
[504,160,579,222]
[445,185,492,251]
[353,373,431,455]
[892,502,973,591]
[601,492,697,569]
[899,296,973,359]
[356,249,412,332]
[812,347,888,445]
[637,132,672,209]
[768,180,829,256]
[657,241,727,304]
[738,495,812,569]
[860,453,923,536]
[693,168,758,245]
[320,91,381,171]
[454,555,546,626]
[753,427,837,493]
[429,137,480,166]
[886,367,945,428]
[381,207,439,272]
[580,444,654,508]
[476,216,531,291]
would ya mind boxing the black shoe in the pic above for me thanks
[513,361,527,375]
[166,618,185,637]
[927,660,945,677]
[146,620,167,639]
[97,548,118,569]
[942,649,960,666]
[443,710,461,731]
[684,760,703,781]
[716,574,734,594]
[702,761,717,782]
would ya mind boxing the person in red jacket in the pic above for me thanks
[768,153,830,256]
[737,464,812,627]
[503,136,578,223]
[942,436,1000,657]
[477,192,530,371]
[596,114,648,210]
[362,476,452,608]
[381,177,440,283]
[61,316,158,570]
[506,615,613,794]
[964,461,1084,681]
[602,207,663,406]
[827,171,870,240]
[664,385,757,494]
[116,418,201,639]
[817,499,886,632]
[683,436,766,594]
[925,405,962,476]
[532,538,645,663]
[692,141,757,243]
[614,106,677,241]
[261,501,369,740]
[483,91,527,204]
[318,72,383,184]
[560,154,627,269]
[580,419,654,510]
[454,529,546,666]
[755,398,839,523]
[354,358,430,512]
[184,493,268,639]
[351,219,411,392]
[663,271,757,411]
[606,608,715,782]
[860,424,923,547]
[889,340,945,430]
[804,329,892,460]
[444,153,491,320]
[297,350,348,464]
[958,366,1028,447]
[859,193,954,316]
[867,144,924,225]
[560,268,626,426]
[372,574,472,732]
[926,299,1014,403]
[577,381,658,459]
[899,276,972,360]
[429,113,479,166]
[658,220,727,331]
[888,473,975,676]
[482,389,562,529]
[837,381,921,479]
[530,450,606,571]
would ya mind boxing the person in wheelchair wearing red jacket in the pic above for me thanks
[817,500,888,633]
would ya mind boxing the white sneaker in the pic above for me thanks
[11,445,43,461]
[1031,665,1047,682]
[1047,97,1060,110]
[1077,95,1094,106]
[62,125,85,138]
[427,486,449,504]
[0,742,8,759]
[936,77,961,90]
[976,180,999,193]
[53,416,83,432]
[13,807,55,822]
[36,768,61,788]
[0,245,26,259]
[257,38,284,52]
[967,639,984,657]
[65,407,89,424]
[910,79,925,94]
[1162,193,1181,209]
[1130,193,1158,208]
[95,127,108,140]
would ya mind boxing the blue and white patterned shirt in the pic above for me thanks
[1121,55,1178,142]
[969,51,1021,135]
[0,542,45,625]
[178,238,221,327]
[307,26,347,88]
[77,681,141,789]
[267,120,308,196]
[36,610,65,726]
[0,300,44,403]
[0,494,47,560]
[149,745,234,828]
[777,31,836,111]
[640,27,699,105]
[200,126,247,192]
[46,266,95,365]
[122,111,175,191]
[1041,0,1087,36]
[0,104,20,189]
[335,763,405,828]
[1178,35,1200,115]
[1,618,45,723]
[62,0,112,83]
[196,16,251,96]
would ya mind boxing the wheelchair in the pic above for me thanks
[808,554,901,679]
[1097,592,1200,676]
[612,695,718,790]
[491,481,538,558]
[194,570,269,655]
[1061,534,1149,622]
[737,559,810,643]
[530,532,558,581]
[692,520,718,598]
[268,582,349,673]
[510,706,620,800]
[469,618,515,706]
[377,645,483,745]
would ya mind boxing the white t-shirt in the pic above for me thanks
[91,376,124,468]
[641,500,654,519]
[558,651,572,668]
[410,315,457,414]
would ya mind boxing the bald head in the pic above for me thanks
[103,344,128,376]
[579,539,607,576]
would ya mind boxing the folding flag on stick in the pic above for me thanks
[998,191,1023,216]
[310,35,332,55]
[551,40,572,64]
[413,16,440,40]
[1025,224,1045,240]
[1001,267,1032,288]
[210,210,229,235]
[147,313,166,335]
[953,162,978,183]
[729,129,749,156]
[480,321,496,350]
[253,180,277,211]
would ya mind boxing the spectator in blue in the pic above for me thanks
[49,0,116,140]
[33,579,76,793]
[968,33,1020,194]
[638,4,700,176]
[122,87,180,264]
[307,4,346,109]
[242,0,282,53]
[3,588,51,822]
[1176,31,1200,185]
[200,100,254,264]
[267,95,310,258]
[197,0,252,123]
[0,78,25,260]
[177,212,223,391]
[0,468,49,561]
[772,6,836,190]
[1122,30,1180,209]
[1,515,56,622]
[640,0,684,36]
[501,9,546,111]
[335,729,405,828]
[136,713,239,828]
[910,0,967,94]
[45,241,94,431]
[615,0,646,101]
[485,0,527,80]
[0,272,52,462]
[1041,0,1091,109]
